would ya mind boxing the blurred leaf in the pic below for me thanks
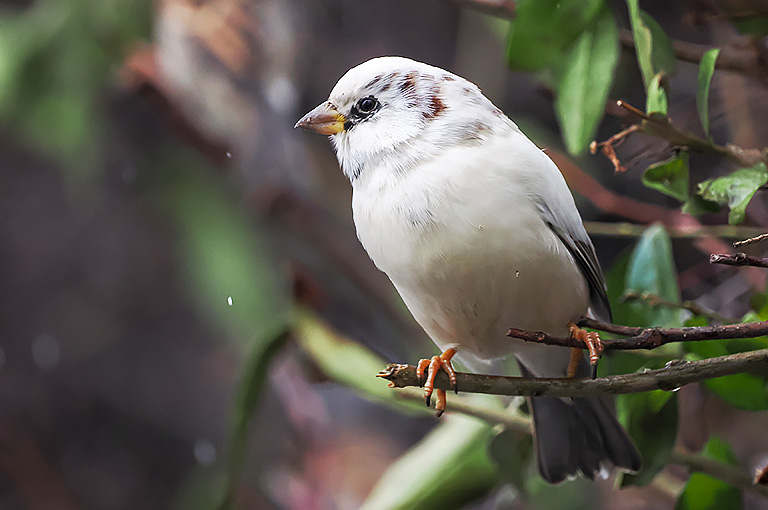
[732,16,768,36]
[696,48,720,137]
[646,72,668,114]
[684,333,768,411]
[697,163,768,224]
[623,224,681,328]
[360,413,499,510]
[506,0,603,71]
[170,170,290,342]
[675,437,743,510]
[642,153,689,201]
[221,330,290,510]
[0,0,152,193]
[554,8,619,155]
[163,165,291,510]
[293,310,431,414]
[626,1,677,89]
[489,428,533,495]
[704,373,768,411]
[295,312,514,509]
[619,390,679,486]
[526,475,594,510]
[602,252,671,376]
[295,311,406,399]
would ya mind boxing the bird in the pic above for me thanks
[295,56,641,484]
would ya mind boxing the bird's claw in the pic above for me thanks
[415,348,458,416]
[568,323,604,379]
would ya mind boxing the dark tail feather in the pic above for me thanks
[528,396,641,483]
[519,364,641,483]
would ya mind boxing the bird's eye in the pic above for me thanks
[357,96,378,113]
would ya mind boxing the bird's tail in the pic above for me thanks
[518,361,641,483]
[527,395,642,483]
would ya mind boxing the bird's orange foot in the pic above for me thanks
[568,322,604,379]
[416,348,458,417]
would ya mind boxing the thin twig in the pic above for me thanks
[590,124,640,172]
[378,349,768,398]
[621,290,736,323]
[507,317,768,350]
[600,100,768,168]
[671,450,768,498]
[734,232,768,248]
[711,252,768,269]
[584,221,767,240]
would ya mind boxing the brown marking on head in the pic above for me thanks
[364,74,383,90]
[423,90,446,119]
[379,72,398,92]
[444,75,455,82]
[399,71,418,93]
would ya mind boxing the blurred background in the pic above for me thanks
[1,0,768,509]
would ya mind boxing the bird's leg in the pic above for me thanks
[415,348,458,417]
[567,347,582,378]
[568,322,604,379]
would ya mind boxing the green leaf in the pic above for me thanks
[619,390,679,486]
[681,194,721,217]
[554,8,619,154]
[675,437,743,510]
[506,0,604,71]
[642,153,689,201]
[697,163,768,224]
[696,48,720,137]
[360,413,499,510]
[626,1,677,89]
[624,224,681,328]
[704,373,768,411]
[684,337,768,411]
[646,72,668,114]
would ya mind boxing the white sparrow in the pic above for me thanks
[295,56,641,483]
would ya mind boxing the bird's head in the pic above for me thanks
[295,56,509,182]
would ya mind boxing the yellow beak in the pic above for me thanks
[294,102,346,135]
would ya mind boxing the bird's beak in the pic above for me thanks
[294,102,346,135]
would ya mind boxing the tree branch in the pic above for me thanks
[377,349,768,398]
[710,252,768,269]
[506,317,768,350]
[593,101,768,171]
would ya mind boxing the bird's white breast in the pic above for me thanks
[351,129,589,376]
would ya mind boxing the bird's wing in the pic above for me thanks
[536,198,612,323]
